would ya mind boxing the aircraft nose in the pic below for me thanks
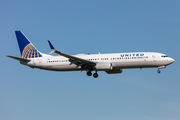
[169,58,175,63]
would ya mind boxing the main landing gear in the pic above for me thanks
[86,71,98,78]
[93,72,98,78]
[87,71,92,76]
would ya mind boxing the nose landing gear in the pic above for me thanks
[157,66,166,74]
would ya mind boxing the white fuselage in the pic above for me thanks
[23,52,174,71]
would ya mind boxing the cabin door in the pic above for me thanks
[153,54,157,61]
[37,59,42,66]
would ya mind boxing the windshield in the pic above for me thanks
[161,55,168,57]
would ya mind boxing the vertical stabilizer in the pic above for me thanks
[15,31,42,59]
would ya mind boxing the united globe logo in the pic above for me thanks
[22,43,42,59]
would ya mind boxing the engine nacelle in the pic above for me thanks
[105,69,123,74]
[95,63,112,70]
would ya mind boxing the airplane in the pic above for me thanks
[7,31,175,78]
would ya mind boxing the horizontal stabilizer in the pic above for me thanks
[7,55,30,62]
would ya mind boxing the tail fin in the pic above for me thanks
[15,31,42,59]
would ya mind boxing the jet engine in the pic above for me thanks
[105,69,123,74]
[95,63,112,70]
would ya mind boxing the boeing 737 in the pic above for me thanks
[7,31,175,78]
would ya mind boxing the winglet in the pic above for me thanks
[48,40,56,54]
[48,40,56,50]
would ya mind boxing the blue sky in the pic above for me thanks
[1,0,180,120]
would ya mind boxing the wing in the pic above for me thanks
[48,41,96,69]
[7,55,30,62]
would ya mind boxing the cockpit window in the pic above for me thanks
[161,55,168,57]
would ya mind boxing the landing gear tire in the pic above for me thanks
[87,71,92,76]
[157,70,161,74]
[93,73,98,78]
